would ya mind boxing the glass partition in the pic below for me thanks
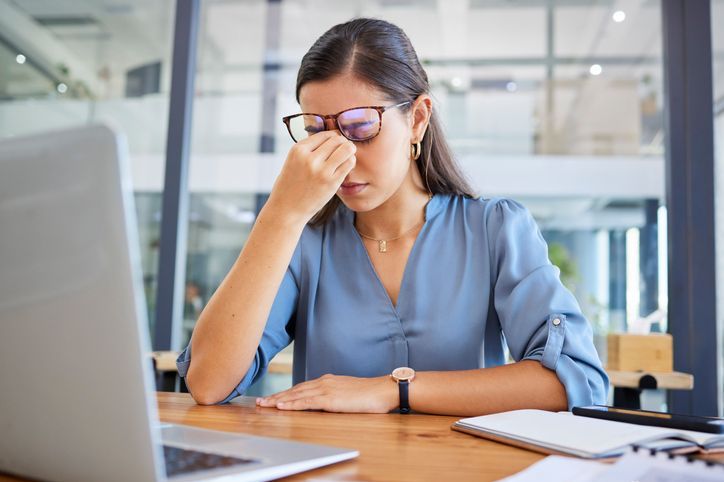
[0,0,174,341]
[183,0,667,398]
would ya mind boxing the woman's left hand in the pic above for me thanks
[256,374,399,413]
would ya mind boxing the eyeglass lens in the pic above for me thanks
[287,108,381,142]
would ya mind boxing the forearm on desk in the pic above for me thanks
[409,360,568,417]
[187,205,306,404]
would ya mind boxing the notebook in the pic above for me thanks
[451,409,724,459]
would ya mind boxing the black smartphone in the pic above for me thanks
[571,405,724,434]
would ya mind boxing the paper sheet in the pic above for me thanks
[497,456,609,482]
[497,451,724,482]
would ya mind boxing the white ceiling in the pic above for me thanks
[1,0,680,93]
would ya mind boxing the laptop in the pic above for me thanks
[0,125,358,482]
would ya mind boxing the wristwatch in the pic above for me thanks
[391,367,416,414]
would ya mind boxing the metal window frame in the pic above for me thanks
[153,0,199,351]
[662,0,719,416]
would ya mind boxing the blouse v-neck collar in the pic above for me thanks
[337,193,449,315]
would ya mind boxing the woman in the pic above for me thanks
[177,18,608,416]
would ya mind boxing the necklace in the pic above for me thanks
[356,193,433,253]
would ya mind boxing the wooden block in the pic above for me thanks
[607,333,673,372]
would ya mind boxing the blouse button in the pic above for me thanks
[552,317,561,326]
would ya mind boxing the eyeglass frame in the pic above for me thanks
[281,101,412,143]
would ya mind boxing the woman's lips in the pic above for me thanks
[339,182,368,196]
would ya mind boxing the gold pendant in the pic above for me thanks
[378,240,387,253]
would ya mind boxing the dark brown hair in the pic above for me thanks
[297,18,476,226]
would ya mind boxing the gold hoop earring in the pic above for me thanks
[410,141,422,161]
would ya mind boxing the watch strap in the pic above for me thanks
[398,379,410,414]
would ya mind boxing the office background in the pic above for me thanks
[0,0,721,416]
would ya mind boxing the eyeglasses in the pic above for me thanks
[282,101,411,143]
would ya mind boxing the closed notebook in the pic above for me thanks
[451,409,724,459]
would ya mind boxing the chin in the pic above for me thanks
[338,195,379,213]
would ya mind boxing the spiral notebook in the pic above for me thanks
[451,409,724,459]
[500,447,724,482]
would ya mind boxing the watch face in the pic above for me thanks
[392,367,415,381]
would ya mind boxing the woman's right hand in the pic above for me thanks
[266,131,357,224]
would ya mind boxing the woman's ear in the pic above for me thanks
[410,94,432,143]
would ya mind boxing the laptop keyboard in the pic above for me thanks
[163,444,258,478]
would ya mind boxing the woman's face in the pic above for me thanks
[298,73,426,213]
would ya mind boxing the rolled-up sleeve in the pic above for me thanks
[176,239,302,404]
[486,198,609,408]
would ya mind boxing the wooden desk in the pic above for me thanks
[607,370,694,390]
[0,392,543,481]
[608,370,694,409]
[2,392,723,481]
[156,392,546,481]
[153,351,294,375]
[152,351,294,392]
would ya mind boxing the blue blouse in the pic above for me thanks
[177,194,609,408]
